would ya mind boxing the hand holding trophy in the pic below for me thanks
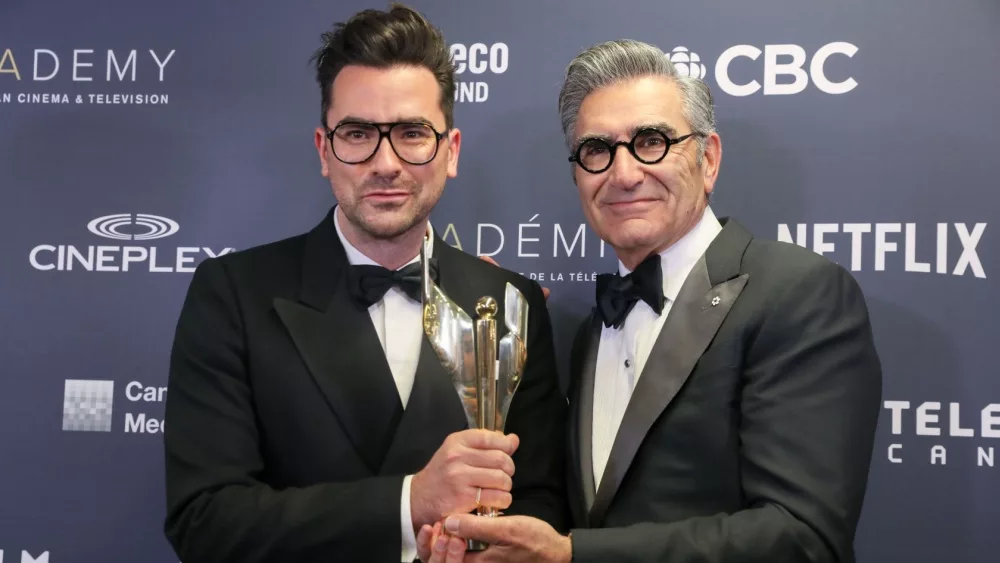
[419,231,529,551]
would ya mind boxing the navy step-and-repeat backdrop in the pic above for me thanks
[1,1,997,561]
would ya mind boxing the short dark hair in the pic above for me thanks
[311,3,456,129]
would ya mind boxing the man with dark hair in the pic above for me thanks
[162,5,567,562]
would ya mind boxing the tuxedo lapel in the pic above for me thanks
[273,209,403,473]
[570,315,601,523]
[380,333,467,475]
[588,219,753,526]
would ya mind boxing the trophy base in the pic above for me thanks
[466,538,489,552]
[465,507,499,552]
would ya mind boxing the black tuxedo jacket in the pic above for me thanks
[567,218,882,563]
[163,208,567,563]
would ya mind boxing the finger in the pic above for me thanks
[465,468,513,492]
[428,532,450,563]
[444,514,511,544]
[446,535,467,563]
[542,286,551,300]
[476,488,513,510]
[458,429,517,455]
[417,524,435,561]
[478,255,499,267]
[460,448,515,476]
[431,521,444,551]
[507,433,519,454]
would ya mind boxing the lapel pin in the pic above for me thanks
[710,296,721,307]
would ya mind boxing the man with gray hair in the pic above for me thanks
[418,39,882,563]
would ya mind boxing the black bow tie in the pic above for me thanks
[346,258,439,308]
[595,254,665,329]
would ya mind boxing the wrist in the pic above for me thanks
[557,532,573,563]
[408,472,434,530]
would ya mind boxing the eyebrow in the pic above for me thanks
[335,115,436,127]
[574,121,680,147]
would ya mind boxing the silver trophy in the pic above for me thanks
[420,231,529,551]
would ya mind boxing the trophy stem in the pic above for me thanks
[467,297,500,553]
[474,316,497,432]
[467,538,490,551]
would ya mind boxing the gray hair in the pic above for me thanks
[558,39,716,162]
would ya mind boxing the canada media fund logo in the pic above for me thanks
[29,213,234,273]
[0,47,174,106]
[449,41,507,103]
[62,379,166,435]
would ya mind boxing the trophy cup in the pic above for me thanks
[420,232,529,551]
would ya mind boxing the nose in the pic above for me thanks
[368,135,403,178]
[606,145,644,191]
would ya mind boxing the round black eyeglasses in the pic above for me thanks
[569,129,702,174]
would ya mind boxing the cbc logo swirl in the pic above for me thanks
[86,213,179,241]
[666,41,859,96]
[667,47,708,79]
[29,213,234,273]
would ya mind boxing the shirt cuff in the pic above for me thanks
[401,474,417,562]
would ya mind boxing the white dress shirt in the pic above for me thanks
[592,206,723,490]
[333,211,426,562]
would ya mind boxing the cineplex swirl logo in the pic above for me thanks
[29,213,234,273]
[87,213,179,241]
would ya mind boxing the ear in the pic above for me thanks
[314,127,330,178]
[701,132,722,196]
[445,127,461,178]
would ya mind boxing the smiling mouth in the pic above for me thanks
[606,199,656,207]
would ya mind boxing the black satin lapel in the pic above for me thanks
[575,316,601,521]
[380,333,467,475]
[274,285,403,474]
[565,397,583,527]
[588,258,749,526]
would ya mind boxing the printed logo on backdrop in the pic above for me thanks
[449,42,508,103]
[0,47,175,107]
[62,379,166,435]
[29,213,234,273]
[882,400,999,468]
[777,222,988,278]
[439,214,611,284]
[667,42,858,96]
[0,550,49,563]
[667,47,708,80]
